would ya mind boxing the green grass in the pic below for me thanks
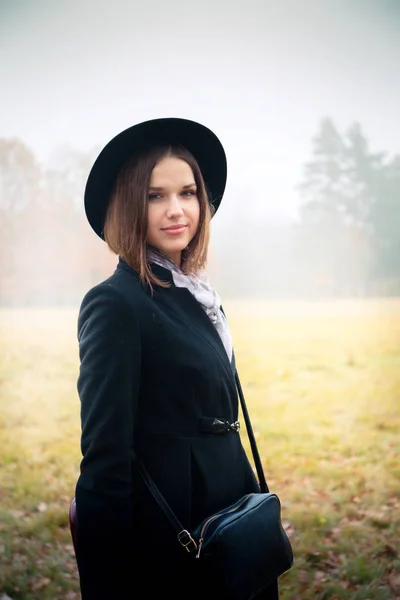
[1,300,399,599]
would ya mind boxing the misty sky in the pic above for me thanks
[1,0,400,224]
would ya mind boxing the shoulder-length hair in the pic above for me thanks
[103,145,214,288]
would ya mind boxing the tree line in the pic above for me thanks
[296,118,400,297]
[0,118,399,306]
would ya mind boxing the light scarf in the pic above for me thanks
[147,248,233,362]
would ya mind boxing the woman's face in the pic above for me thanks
[147,156,200,266]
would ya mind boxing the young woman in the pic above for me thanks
[74,118,280,599]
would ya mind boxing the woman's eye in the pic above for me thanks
[148,193,161,201]
[182,190,196,197]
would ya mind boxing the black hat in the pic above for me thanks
[84,117,227,239]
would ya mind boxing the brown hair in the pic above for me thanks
[103,145,214,288]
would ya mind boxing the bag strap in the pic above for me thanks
[135,370,269,547]
[235,371,268,494]
[136,459,200,553]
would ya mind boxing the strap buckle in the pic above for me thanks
[177,530,197,554]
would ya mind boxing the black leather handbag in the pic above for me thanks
[137,372,294,600]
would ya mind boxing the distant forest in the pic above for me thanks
[1,117,399,306]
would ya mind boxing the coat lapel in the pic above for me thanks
[117,258,235,380]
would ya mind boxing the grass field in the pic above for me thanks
[0,299,399,600]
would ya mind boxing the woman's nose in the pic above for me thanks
[166,195,184,217]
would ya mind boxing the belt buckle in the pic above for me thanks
[230,420,240,432]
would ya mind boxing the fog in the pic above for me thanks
[1,0,399,304]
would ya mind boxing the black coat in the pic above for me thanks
[74,257,278,599]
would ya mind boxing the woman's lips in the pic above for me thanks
[161,225,187,235]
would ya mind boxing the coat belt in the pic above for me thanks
[199,417,240,434]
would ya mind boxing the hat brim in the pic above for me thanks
[84,117,227,239]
